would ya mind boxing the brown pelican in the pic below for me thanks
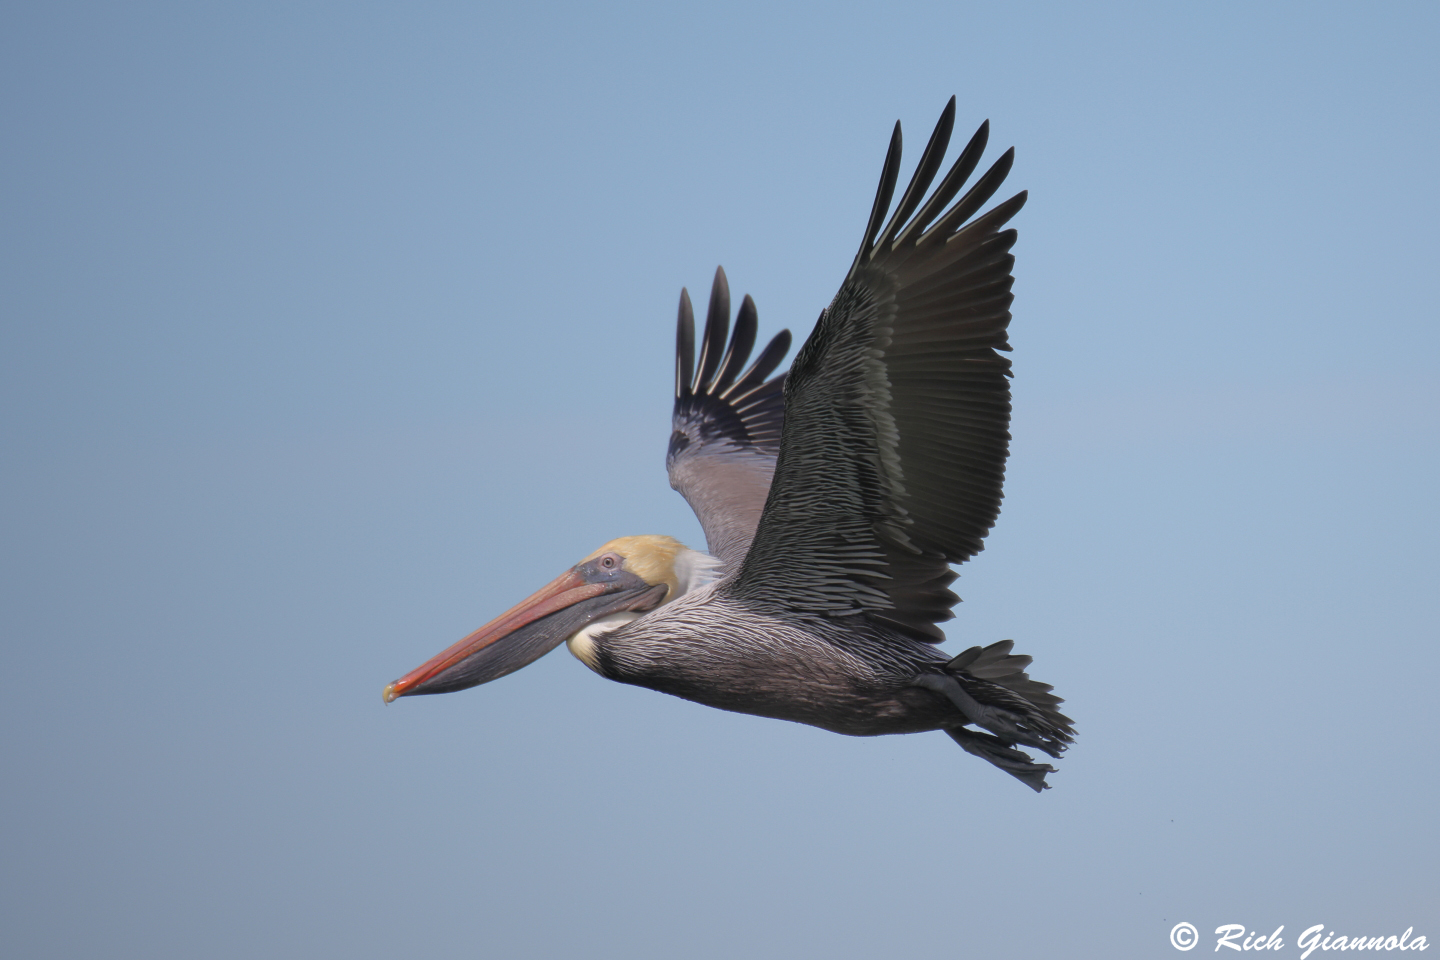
[384,98,1073,790]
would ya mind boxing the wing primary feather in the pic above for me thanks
[918,147,1015,247]
[851,121,903,273]
[709,294,758,393]
[694,266,730,393]
[675,288,695,400]
[898,232,1019,296]
[877,96,955,253]
[896,120,990,247]
[944,191,1028,248]
[726,377,786,416]
[725,328,793,400]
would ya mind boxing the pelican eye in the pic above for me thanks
[599,554,621,570]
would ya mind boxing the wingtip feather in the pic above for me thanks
[853,120,904,270]
[694,267,731,394]
[676,288,695,400]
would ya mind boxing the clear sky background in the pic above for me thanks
[2,2,1437,958]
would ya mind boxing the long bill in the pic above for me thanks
[383,568,666,702]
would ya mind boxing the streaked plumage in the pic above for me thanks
[385,98,1073,791]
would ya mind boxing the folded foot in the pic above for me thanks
[946,727,1057,792]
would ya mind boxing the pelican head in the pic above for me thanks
[383,535,715,703]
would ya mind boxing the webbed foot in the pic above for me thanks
[946,727,1057,792]
[912,672,1066,757]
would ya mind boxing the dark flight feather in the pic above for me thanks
[729,103,1025,642]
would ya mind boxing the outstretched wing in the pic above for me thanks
[667,267,792,571]
[727,98,1025,642]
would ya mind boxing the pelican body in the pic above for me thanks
[386,99,1073,790]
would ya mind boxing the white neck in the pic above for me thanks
[567,611,641,673]
[672,547,723,595]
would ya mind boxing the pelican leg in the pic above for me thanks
[910,672,1058,755]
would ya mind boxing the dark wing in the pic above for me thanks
[726,98,1024,642]
[667,266,792,570]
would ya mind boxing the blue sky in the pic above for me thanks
[2,2,1437,958]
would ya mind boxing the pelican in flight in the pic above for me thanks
[385,98,1073,790]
